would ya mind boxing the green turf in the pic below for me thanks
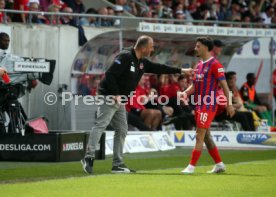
[0,148,275,184]
[0,159,275,197]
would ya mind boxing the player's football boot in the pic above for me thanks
[181,164,195,174]
[207,162,226,174]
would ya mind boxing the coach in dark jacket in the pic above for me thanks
[81,35,194,174]
[99,47,184,96]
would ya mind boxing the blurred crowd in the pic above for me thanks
[134,0,276,27]
[0,0,276,28]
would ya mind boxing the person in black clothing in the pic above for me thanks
[215,104,256,131]
[127,112,152,131]
[215,72,255,131]
[81,35,195,174]
[61,6,87,46]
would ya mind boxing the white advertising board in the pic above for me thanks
[125,134,159,153]
[172,131,276,149]
[151,132,175,151]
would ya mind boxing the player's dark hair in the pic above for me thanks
[196,37,214,51]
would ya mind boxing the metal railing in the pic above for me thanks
[0,9,275,29]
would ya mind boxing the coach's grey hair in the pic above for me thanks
[134,35,152,49]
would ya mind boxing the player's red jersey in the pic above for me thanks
[193,57,225,112]
[193,57,225,128]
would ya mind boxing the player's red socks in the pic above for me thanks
[189,147,222,166]
[208,146,222,164]
[189,149,202,166]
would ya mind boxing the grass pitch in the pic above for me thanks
[0,148,275,197]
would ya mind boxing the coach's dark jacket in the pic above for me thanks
[98,47,181,96]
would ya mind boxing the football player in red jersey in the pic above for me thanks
[181,37,235,174]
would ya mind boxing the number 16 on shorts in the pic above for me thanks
[200,112,208,122]
[195,110,216,128]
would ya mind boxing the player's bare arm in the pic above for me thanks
[184,83,195,96]
[219,79,235,118]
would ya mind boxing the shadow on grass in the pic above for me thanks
[220,173,262,177]
[133,172,262,177]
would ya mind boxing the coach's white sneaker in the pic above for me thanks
[207,162,226,174]
[181,164,195,174]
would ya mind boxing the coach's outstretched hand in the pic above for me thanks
[181,68,197,76]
